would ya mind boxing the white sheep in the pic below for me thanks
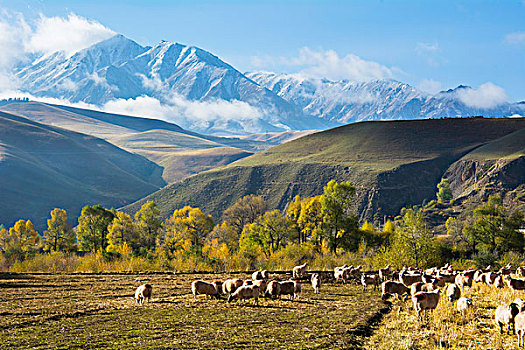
[134,284,152,305]
[222,278,243,295]
[191,280,221,300]
[227,284,260,306]
[252,270,270,280]
[266,280,281,299]
[311,273,321,294]
[293,263,308,279]
[456,297,473,313]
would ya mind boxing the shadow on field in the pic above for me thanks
[345,301,392,350]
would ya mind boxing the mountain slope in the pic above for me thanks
[247,72,525,124]
[123,117,525,224]
[0,111,165,229]
[0,101,269,183]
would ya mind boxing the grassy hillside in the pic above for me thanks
[0,111,165,229]
[0,102,267,183]
[124,117,525,223]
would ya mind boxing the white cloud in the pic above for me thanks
[456,82,509,109]
[416,42,439,55]
[25,13,115,56]
[415,42,446,67]
[504,32,525,45]
[417,79,442,94]
[250,47,393,82]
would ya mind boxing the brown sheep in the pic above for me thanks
[399,271,423,286]
[517,266,525,278]
[410,282,437,296]
[191,280,221,300]
[379,265,391,282]
[455,273,473,289]
[446,283,461,303]
[253,279,267,294]
[495,303,520,334]
[412,289,441,319]
[227,285,260,306]
[279,281,301,300]
[265,280,281,299]
[252,270,270,281]
[134,284,152,305]
[504,276,525,291]
[494,275,505,288]
[381,281,410,300]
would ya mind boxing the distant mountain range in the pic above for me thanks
[13,35,524,135]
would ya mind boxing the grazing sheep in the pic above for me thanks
[399,271,423,286]
[379,265,391,282]
[361,274,379,291]
[495,303,520,334]
[494,275,505,289]
[311,273,321,294]
[381,281,410,300]
[516,312,525,347]
[456,297,473,313]
[334,265,352,284]
[212,281,223,295]
[293,263,308,279]
[243,280,254,286]
[227,285,260,306]
[265,280,281,299]
[410,282,437,296]
[349,266,362,281]
[191,280,221,300]
[446,283,461,303]
[134,284,153,305]
[253,279,267,294]
[412,289,441,319]
[437,271,457,284]
[504,276,525,291]
[514,299,525,312]
[252,270,270,281]
[222,278,243,295]
[279,281,301,300]
[455,273,473,289]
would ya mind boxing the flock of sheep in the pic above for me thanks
[132,261,525,347]
[378,262,525,347]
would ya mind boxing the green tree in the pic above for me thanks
[436,178,453,203]
[160,206,214,255]
[0,220,39,260]
[223,195,267,238]
[76,205,115,252]
[134,201,162,253]
[107,211,138,254]
[390,208,436,267]
[319,180,359,252]
[43,208,75,252]
[241,210,294,257]
[463,195,524,255]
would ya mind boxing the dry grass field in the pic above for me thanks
[365,281,525,350]
[0,272,388,349]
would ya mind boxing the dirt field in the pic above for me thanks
[0,272,388,349]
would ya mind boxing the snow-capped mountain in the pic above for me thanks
[14,34,524,135]
[15,35,330,134]
[247,72,525,124]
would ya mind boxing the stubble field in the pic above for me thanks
[0,272,388,349]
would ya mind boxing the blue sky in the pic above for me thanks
[1,0,524,100]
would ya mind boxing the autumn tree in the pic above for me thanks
[286,195,323,244]
[43,208,75,252]
[160,206,214,255]
[0,220,39,259]
[76,205,115,252]
[319,180,359,252]
[223,195,267,238]
[134,201,162,253]
[242,210,294,257]
[106,212,138,254]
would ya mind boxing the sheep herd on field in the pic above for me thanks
[132,261,525,346]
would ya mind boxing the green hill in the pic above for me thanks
[0,111,165,229]
[0,102,266,183]
[123,117,525,224]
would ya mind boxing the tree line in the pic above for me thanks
[0,179,523,271]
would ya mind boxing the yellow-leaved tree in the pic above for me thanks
[106,211,138,254]
[43,208,75,252]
